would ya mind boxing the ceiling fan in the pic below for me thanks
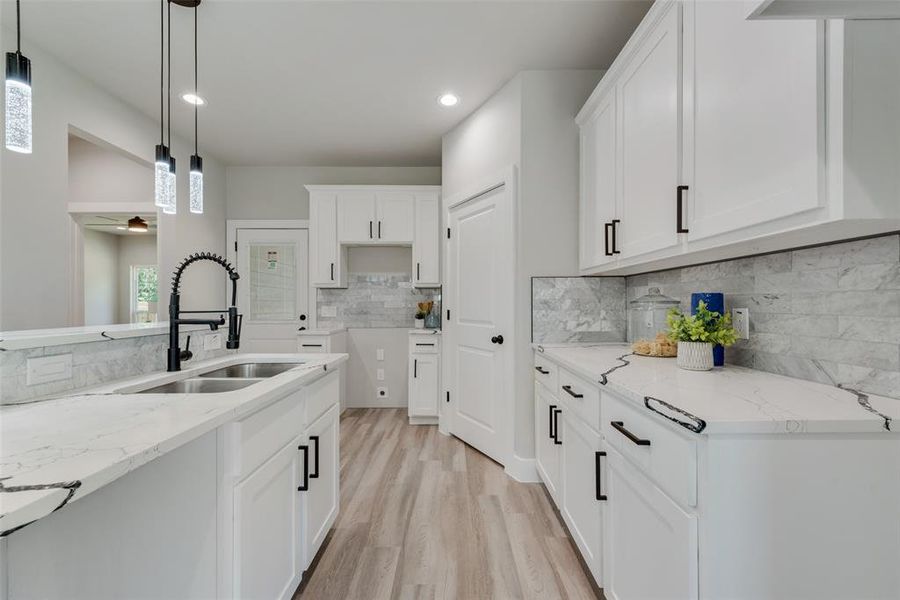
[83,215,156,233]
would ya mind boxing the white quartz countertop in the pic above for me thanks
[0,352,347,536]
[535,344,898,436]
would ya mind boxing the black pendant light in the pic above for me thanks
[189,1,203,214]
[154,0,171,208]
[5,0,32,154]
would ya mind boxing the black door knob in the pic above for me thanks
[491,335,504,345]
[299,314,307,321]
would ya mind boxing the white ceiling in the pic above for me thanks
[2,0,650,166]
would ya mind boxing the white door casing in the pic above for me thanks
[236,228,309,353]
[445,178,515,466]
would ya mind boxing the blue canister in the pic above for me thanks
[691,292,725,367]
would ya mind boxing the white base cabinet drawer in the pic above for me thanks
[560,411,605,586]
[602,392,697,508]
[604,445,698,600]
[533,353,559,391]
[557,366,601,434]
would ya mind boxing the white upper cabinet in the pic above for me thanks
[683,0,821,242]
[376,192,415,243]
[577,1,900,275]
[309,192,345,288]
[579,90,618,271]
[615,1,683,260]
[413,192,440,286]
[336,191,378,243]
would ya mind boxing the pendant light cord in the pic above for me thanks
[194,4,198,156]
[167,0,172,149]
[160,0,164,145]
[16,0,21,53]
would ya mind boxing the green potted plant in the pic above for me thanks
[666,301,738,371]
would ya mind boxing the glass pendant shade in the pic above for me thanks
[5,52,32,154]
[154,144,170,207]
[189,154,203,214]
[163,156,177,214]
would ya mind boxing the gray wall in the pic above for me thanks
[83,230,119,326]
[345,328,410,408]
[625,234,900,400]
[532,277,626,343]
[225,166,441,220]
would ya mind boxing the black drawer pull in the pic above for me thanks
[610,421,651,446]
[416,343,435,347]
[297,444,310,491]
[301,344,323,348]
[309,435,320,479]
[595,451,607,501]
[553,408,562,445]
[549,404,557,440]
[535,366,550,375]
[562,385,583,399]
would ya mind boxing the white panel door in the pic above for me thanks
[580,90,619,271]
[616,2,683,259]
[376,192,415,243]
[446,184,513,465]
[413,193,440,286]
[560,411,604,586]
[409,352,439,417]
[604,447,698,600]
[337,191,377,243]
[237,228,309,353]
[309,194,340,287]
[233,439,301,600]
[300,404,339,570]
[684,0,822,241]
[535,382,562,504]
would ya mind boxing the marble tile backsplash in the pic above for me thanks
[0,330,230,405]
[533,277,627,343]
[317,273,441,329]
[625,234,900,400]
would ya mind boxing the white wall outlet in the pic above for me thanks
[377,386,389,399]
[377,368,385,381]
[320,305,337,318]
[203,333,222,351]
[376,348,385,361]
[26,354,73,386]
[732,308,750,340]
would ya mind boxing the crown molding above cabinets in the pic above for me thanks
[576,0,900,276]
[306,185,441,289]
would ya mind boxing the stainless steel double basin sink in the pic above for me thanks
[137,362,304,394]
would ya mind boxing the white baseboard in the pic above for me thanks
[504,454,539,483]
[408,416,439,426]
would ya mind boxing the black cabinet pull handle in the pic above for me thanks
[562,385,583,399]
[611,219,621,254]
[416,262,421,280]
[369,221,373,239]
[535,366,550,375]
[414,358,418,378]
[553,408,562,445]
[297,444,310,491]
[491,335,504,345]
[330,262,334,281]
[309,435,320,479]
[416,342,435,347]
[301,344,323,348]
[549,404,557,440]
[595,451,607,501]
[604,222,613,256]
[677,185,689,233]
[378,221,382,239]
[610,421,651,446]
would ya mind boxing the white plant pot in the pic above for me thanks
[677,341,714,371]
[414,319,425,329]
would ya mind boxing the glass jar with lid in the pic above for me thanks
[628,287,680,342]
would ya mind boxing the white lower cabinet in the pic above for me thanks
[408,333,441,423]
[234,438,303,600]
[534,382,562,504]
[559,410,605,585]
[603,445,698,600]
[300,403,340,570]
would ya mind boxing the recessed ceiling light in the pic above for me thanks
[182,93,205,106]
[438,93,459,107]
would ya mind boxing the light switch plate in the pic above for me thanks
[26,354,73,386]
[321,305,337,318]
[377,368,385,381]
[732,308,750,340]
[203,333,222,351]
[376,349,384,361]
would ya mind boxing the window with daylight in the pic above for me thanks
[131,265,159,323]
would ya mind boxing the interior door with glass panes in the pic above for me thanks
[236,228,309,353]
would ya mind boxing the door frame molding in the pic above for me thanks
[226,219,315,330]
[441,166,518,474]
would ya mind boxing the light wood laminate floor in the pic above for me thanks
[295,408,601,600]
